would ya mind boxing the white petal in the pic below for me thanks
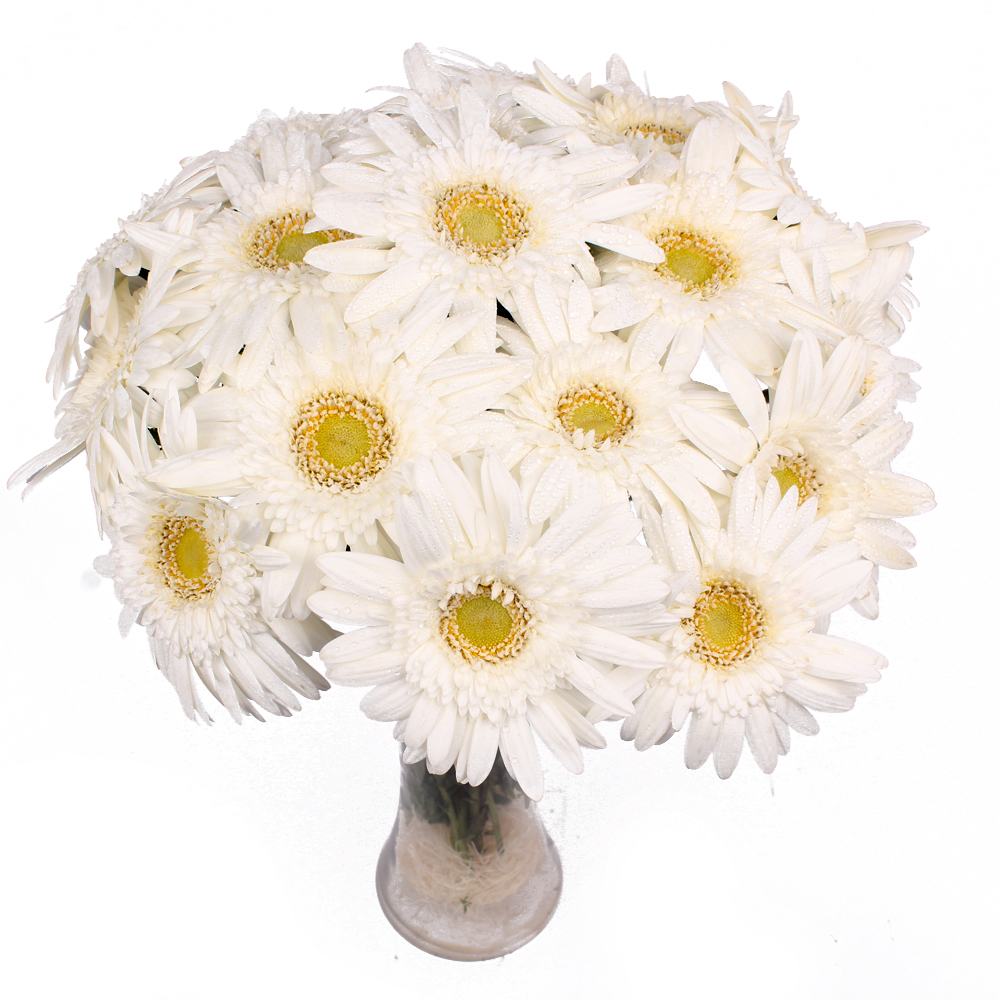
[528,454,576,524]
[147,447,248,494]
[526,700,585,773]
[717,356,769,444]
[425,701,459,774]
[359,679,420,721]
[394,493,451,573]
[578,184,669,222]
[499,714,544,800]
[566,656,637,716]
[315,552,411,603]
[512,84,586,127]
[574,622,667,670]
[343,260,434,323]
[304,243,389,275]
[325,648,406,686]
[307,589,393,627]
[684,711,720,770]
[583,223,664,262]
[367,111,420,158]
[713,714,746,779]
[466,716,501,786]
[310,193,387,237]
[319,625,394,664]
[404,693,444,749]
[864,221,928,248]
[745,704,779,774]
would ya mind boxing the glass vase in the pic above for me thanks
[375,747,562,960]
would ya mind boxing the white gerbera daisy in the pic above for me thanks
[149,328,526,618]
[671,331,936,584]
[382,44,532,140]
[624,467,884,777]
[768,223,927,418]
[704,81,800,163]
[591,117,838,376]
[9,274,210,521]
[512,55,703,169]
[235,107,367,162]
[43,149,226,397]
[97,483,332,723]
[305,85,668,349]
[499,333,730,527]
[181,134,363,388]
[307,452,669,799]
[774,221,926,349]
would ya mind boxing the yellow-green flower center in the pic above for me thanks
[698,598,746,650]
[688,580,766,672]
[314,414,371,468]
[436,184,529,259]
[771,454,820,506]
[292,390,395,491]
[665,246,715,286]
[174,526,210,580]
[456,205,506,246]
[275,231,329,263]
[455,595,513,647]
[441,584,532,665]
[243,210,354,270]
[654,229,735,295]
[556,384,633,445]
[154,515,218,601]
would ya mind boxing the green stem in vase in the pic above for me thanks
[400,752,522,860]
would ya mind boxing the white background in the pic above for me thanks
[1,1,997,997]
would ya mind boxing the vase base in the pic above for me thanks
[375,816,562,961]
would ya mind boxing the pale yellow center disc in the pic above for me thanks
[456,205,505,246]
[455,595,514,649]
[314,414,372,469]
[173,526,210,580]
[665,245,716,286]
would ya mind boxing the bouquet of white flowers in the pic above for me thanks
[10,45,934,960]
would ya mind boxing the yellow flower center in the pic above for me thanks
[243,210,354,270]
[556,384,633,445]
[456,205,506,246]
[456,595,513,647]
[292,390,395,491]
[154,515,218,601]
[688,580,767,672]
[314,414,371,468]
[654,229,735,294]
[436,184,529,260]
[174,527,209,579]
[771,454,820,506]
[441,585,532,665]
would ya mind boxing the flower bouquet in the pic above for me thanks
[10,45,934,960]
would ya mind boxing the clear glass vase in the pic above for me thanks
[375,747,562,960]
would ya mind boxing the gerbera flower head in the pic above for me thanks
[97,482,332,723]
[512,54,703,168]
[9,271,207,523]
[307,452,670,799]
[591,135,807,373]
[305,86,669,346]
[626,466,884,777]
[671,331,936,592]
[499,334,729,528]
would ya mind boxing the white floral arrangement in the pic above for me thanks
[11,45,934,805]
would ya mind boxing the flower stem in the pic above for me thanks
[399,752,522,859]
